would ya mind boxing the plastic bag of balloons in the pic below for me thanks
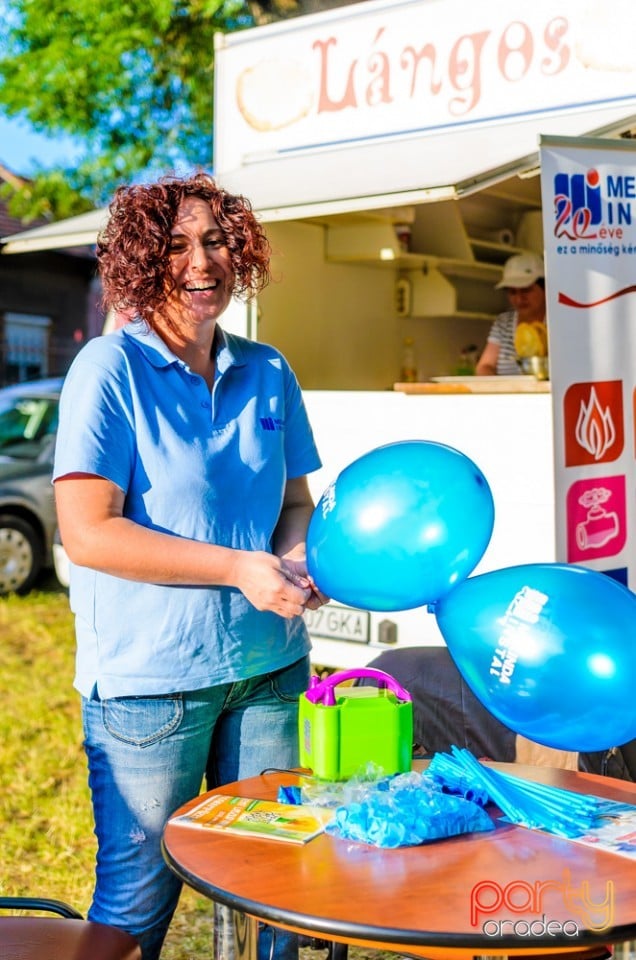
[325,769,495,848]
[306,440,495,612]
[434,562,636,752]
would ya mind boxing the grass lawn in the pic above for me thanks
[0,574,388,960]
[1,573,229,958]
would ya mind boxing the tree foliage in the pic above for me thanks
[0,0,366,223]
[0,0,248,220]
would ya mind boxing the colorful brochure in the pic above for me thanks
[172,793,334,844]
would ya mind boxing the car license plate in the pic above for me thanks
[304,604,370,644]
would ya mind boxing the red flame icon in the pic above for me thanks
[564,381,623,467]
[574,387,616,461]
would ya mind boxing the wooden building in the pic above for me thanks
[0,163,97,386]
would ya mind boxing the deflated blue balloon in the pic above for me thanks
[435,563,636,752]
[306,440,494,612]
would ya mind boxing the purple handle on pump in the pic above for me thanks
[304,668,412,707]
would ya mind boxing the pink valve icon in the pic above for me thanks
[575,487,619,550]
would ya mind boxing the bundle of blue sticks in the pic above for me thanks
[426,746,627,839]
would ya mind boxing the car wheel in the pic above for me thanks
[0,514,44,595]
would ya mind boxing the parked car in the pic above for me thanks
[0,377,67,594]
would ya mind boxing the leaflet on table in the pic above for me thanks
[563,801,636,861]
[171,793,334,844]
[508,801,636,861]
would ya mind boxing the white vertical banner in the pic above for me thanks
[540,134,636,589]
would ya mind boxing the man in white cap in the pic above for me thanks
[476,251,546,376]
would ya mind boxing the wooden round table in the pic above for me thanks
[162,764,636,960]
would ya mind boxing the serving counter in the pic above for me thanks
[394,377,550,394]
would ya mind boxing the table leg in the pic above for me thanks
[213,903,257,960]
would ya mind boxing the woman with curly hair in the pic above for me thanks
[53,173,328,960]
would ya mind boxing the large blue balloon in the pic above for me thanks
[435,563,636,752]
[306,440,494,611]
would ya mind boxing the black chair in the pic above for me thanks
[364,647,636,783]
[579,742,636,782]
[0,896,141,960]
[361,646,517,761]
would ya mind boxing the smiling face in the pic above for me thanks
[165,196,234,334]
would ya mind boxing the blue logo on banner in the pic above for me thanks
[555,171,602,223]
[553,168,633,241]
[554,169,602,238]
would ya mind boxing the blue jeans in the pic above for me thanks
[81,656,311,960]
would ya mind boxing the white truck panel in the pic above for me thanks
[302,390,555,668]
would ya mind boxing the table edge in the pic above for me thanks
[162,765,636,951]
[160,837,635,951]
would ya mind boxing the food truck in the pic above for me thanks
[213,0,636,669]
[3,0,635,670]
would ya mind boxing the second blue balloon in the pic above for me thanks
[434,562,636,751]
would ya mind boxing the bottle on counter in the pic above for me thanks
[454,343,479,376]
[401,337,418,383]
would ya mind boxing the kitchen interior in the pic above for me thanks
[255,170,546,395]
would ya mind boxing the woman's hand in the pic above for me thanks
[281,557,330,611]
[231,550,313,619]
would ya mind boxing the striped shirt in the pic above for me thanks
[486,310,522,376]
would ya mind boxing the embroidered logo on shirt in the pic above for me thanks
[260,416,284,431]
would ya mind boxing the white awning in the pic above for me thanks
[2,107,636,252]
[1,207,108,254]
[222,106,636,222]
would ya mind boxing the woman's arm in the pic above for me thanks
[273,475,329,610]
[272,475,314,560]
[54,473,310,618]
[475,340,499,376]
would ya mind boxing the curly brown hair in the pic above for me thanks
[97,172,271,329]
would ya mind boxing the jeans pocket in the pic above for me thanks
[102,695,184,747]
[269,655,311,703]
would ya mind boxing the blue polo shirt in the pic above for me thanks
[53,322,321,698]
